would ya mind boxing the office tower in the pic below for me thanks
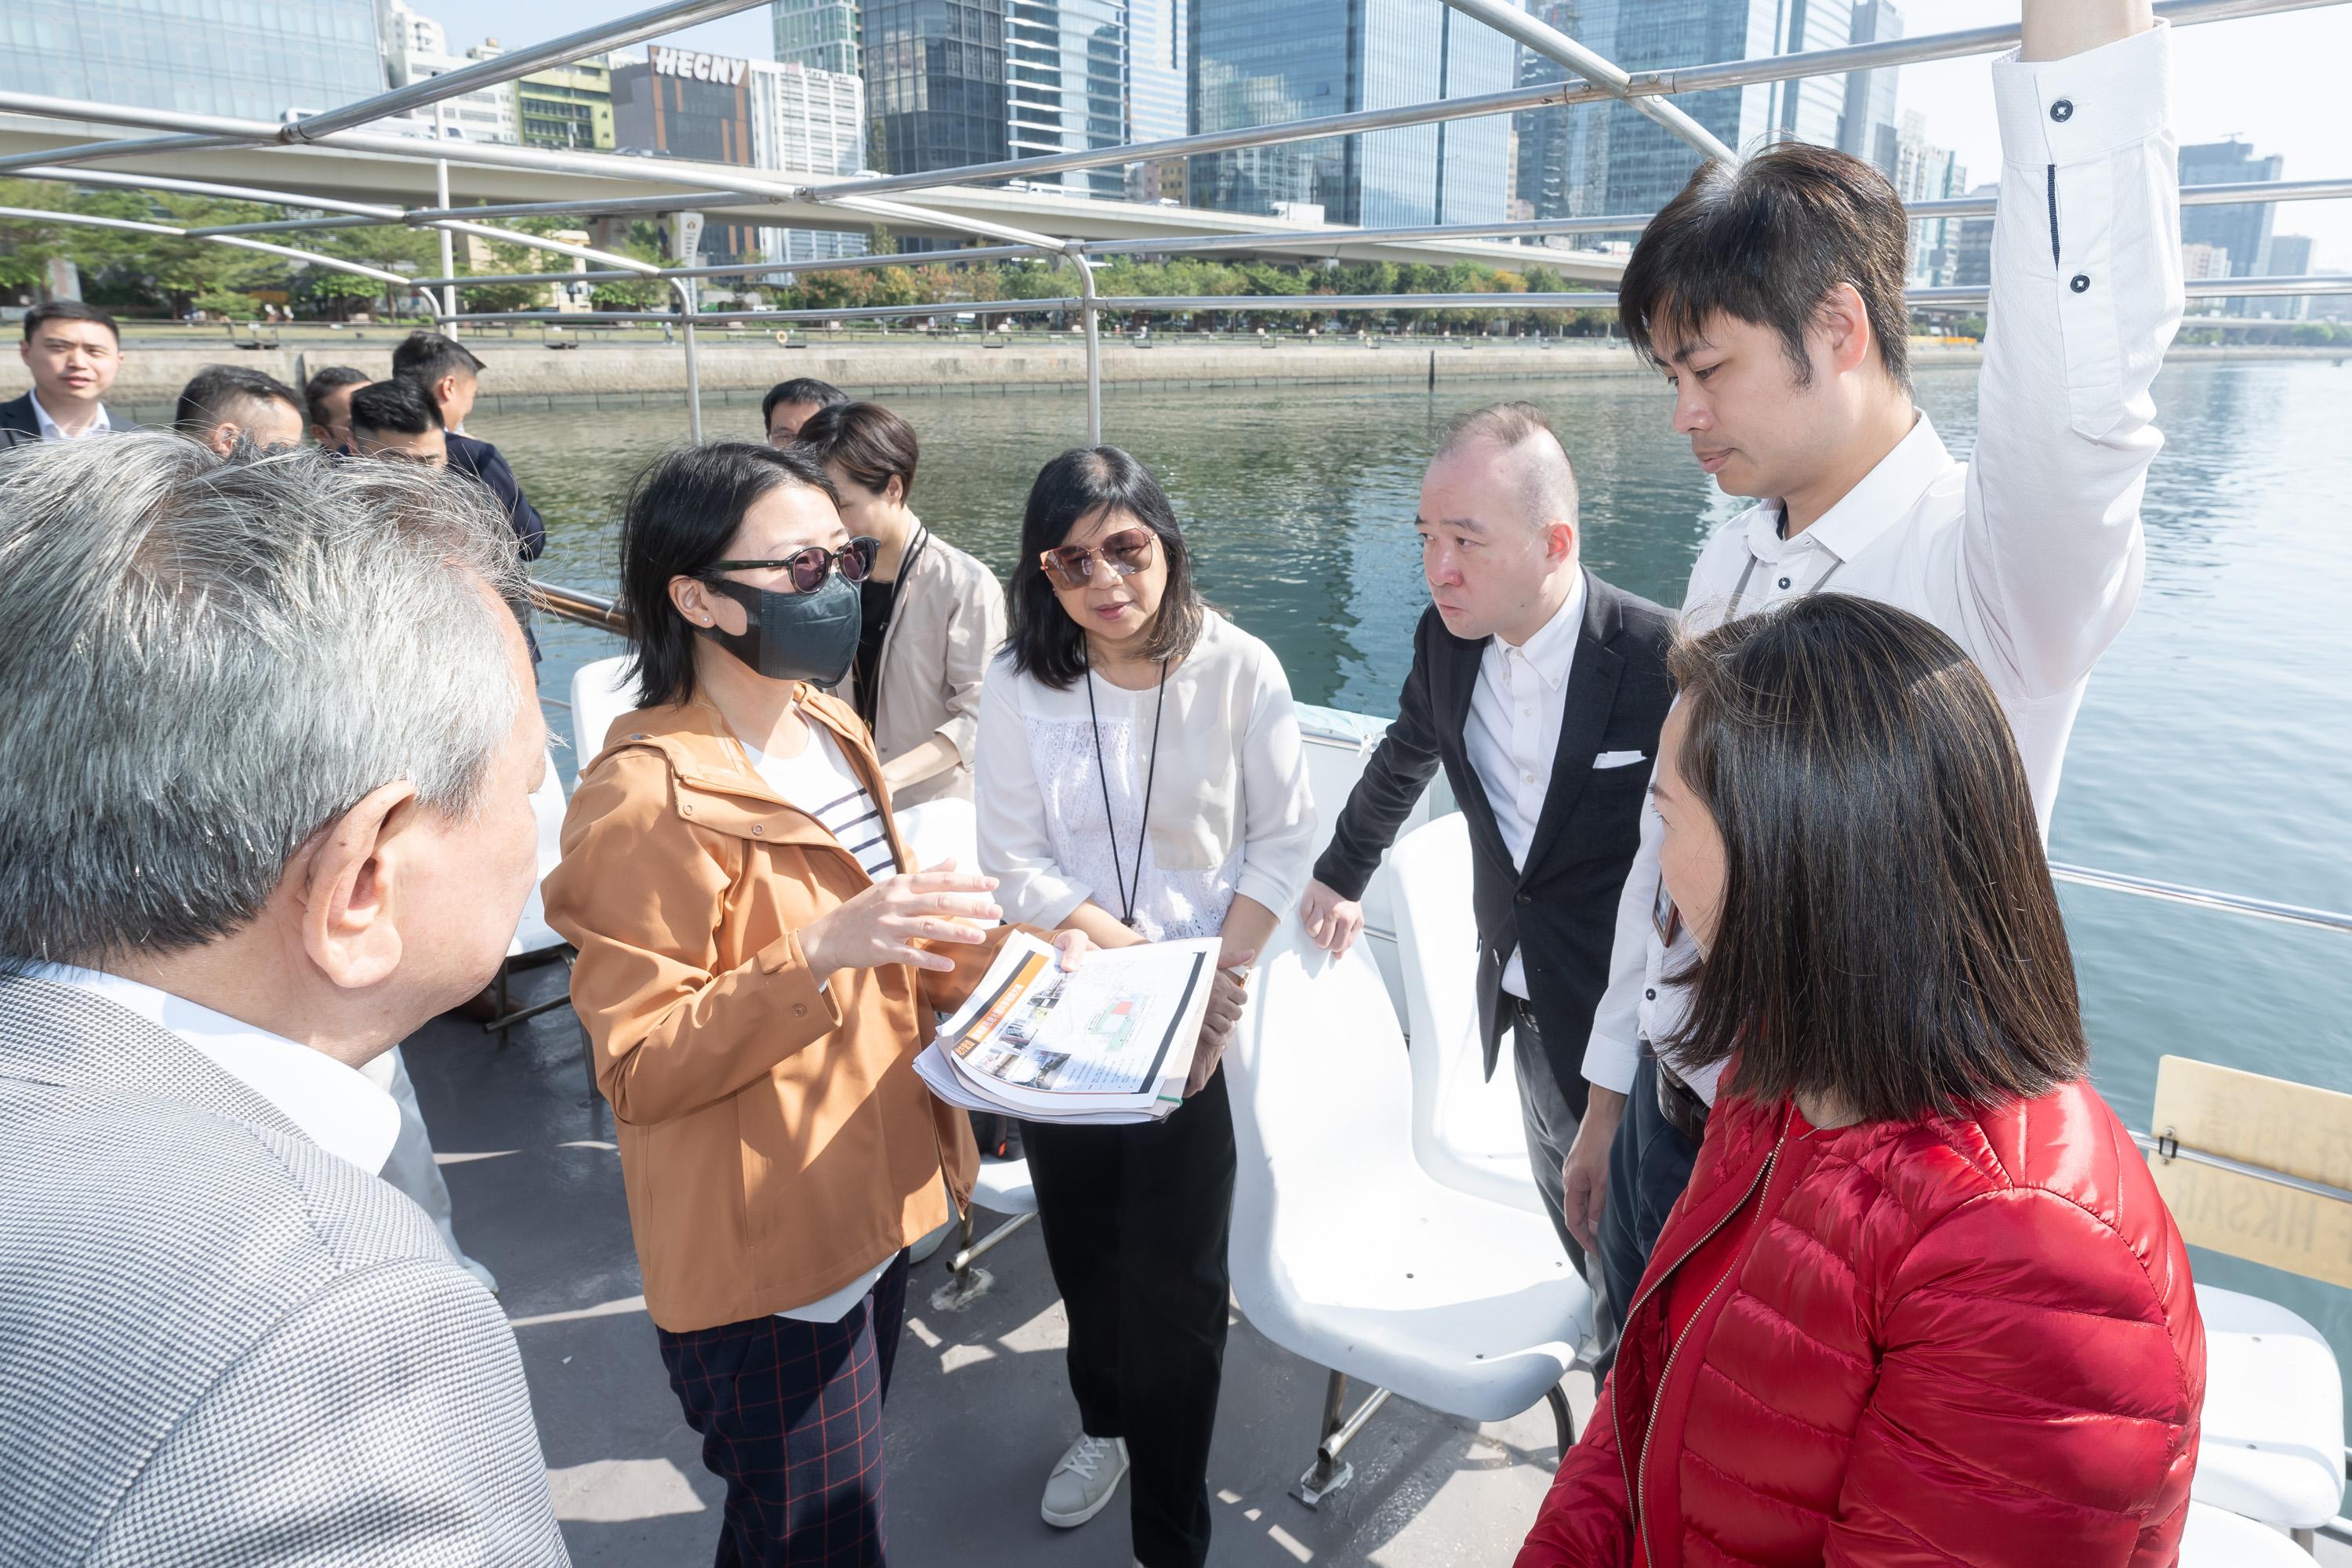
[1512,0,1602,225]
[2266,234,2314,320]
[1007,0,1128,197]
[1770,0,1850,144]
[379,2,521,143]
[864,0,1009,176]
[1189,0,1515,228]
[0,0,384,124]
[1838,0,1901,174]
[517,60,616,151]
[1126,0,1188,199]
[775,0,863,75]
[2180,139,2285,316]
[758,60,873,262]
[1882,111,1961,285]
[1951,180,1997,290]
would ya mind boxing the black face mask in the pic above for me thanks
[694,572,861,688]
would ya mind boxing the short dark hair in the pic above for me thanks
[761,377,848,430]
[348,376,443,439]
[389,330,486,389]
[1617,141,1911,390]
[1657,595,2086,1123]
[22,301,118,344]
[174,365,302,439]
[618,442,843,710]
[1005,446,1204,690]
[303,365,370,429]
[793,400,919,505]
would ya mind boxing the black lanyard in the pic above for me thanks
[1083,655,1169,929]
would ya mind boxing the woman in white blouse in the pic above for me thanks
[975,446,1314,1568]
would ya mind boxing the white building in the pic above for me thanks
[378,0,520,143]
[1886,110,1964,287]
[748,59,870,267]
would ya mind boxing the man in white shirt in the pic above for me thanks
[2,301,130,448]
[1563,0,2183,1335]
[0,435,568,1563]
[1302,404,1675,1289]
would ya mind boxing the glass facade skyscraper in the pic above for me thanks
[1838,0,1900,172]
[774,0,862,77]
[2180,139,2285,316]
[0,0,384,123]
[863,0,1010,176]
[1007,0,1128,197]
[1189,0,1514,227]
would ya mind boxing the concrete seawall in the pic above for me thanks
[10,336,2341,421]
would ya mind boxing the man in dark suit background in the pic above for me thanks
[389,330,546,564]
[1301,402,1673,1306]
[3,302,136,451]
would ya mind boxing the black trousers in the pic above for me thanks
[1595,1051,1703,1375]
[1508,1003,1592,1280]
[1023,1068,1236,1568]
[658,1253,910,1568]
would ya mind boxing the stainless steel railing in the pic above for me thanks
[527,579,2352,939]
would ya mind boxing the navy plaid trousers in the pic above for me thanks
[659,1253,910,1568]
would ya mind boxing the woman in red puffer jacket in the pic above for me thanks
[1519,596,2205,1568]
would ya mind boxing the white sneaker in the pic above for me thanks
[1040,1433,1128,1528]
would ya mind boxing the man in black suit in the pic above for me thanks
[388,331,546,564]
[3,302,136,451]
[1301,402,1673,1298]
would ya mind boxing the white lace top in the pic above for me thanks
[975,612,1316,942]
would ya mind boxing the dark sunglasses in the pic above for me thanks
[707,535,880,594]
[1040,528,1156,590]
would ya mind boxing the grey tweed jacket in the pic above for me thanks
[0,976,569,1566]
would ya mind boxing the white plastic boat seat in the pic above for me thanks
[1387,813,1544,1216]
[1225,920,1592,1425]
[969,1155,1036,1218]
[1294,702,1447,1032]
[568,653,639,773]
[2190,1283,2347,1530]
[508,746,570,959]
[2178,1501,2316,1566]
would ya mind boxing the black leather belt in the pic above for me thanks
[1653,1052,1711,1145]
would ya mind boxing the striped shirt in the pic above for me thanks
[744,724,898,883]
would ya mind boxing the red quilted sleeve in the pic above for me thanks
[1515,1379,1636,1567]
[1822,1186,2203,1567]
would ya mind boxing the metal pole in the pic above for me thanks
[436,151,457,321]
[673,278,704,443]
[1438,0,1737,165]
[1075,256,1103,444]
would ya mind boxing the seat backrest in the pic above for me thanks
[569,654,639,775]
[1225,915,1421,1301]
[1388,814,1540,1211]
[509,745,569,957]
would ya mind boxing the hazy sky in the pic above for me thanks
[460,0,2351,267]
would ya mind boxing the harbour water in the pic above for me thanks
[498,358,2352,1373]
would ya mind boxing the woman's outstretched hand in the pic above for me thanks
[800,859,1001,976]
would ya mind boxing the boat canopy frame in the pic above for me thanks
[0,0,2347,442]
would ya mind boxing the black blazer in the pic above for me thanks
[445,432,547,563]
[1312,568,1674,1089]
[0,392,138,448]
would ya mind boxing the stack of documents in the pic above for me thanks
[914,932,1221,1125]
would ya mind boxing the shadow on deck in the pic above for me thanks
[407,964,1592,1566]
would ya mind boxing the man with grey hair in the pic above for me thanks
[0,435,568,1564]
[1300,402,1673,1308]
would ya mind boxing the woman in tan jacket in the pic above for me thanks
[543,442,1084,1568]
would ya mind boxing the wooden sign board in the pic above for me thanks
[2147,1054,2352,1290]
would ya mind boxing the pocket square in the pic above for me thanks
[1593,750,1648,769]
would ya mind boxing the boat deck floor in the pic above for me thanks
[418,963,1582,1566]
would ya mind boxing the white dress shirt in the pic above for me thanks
[30,390,114,442]
[30,964,400,1172]
[1461,571,1587,998]
[1582,23,2183,1103]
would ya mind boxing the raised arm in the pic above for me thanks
[1960,1,2176,704]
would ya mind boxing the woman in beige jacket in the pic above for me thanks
[793,400,1007,808]
[543,441,1083,1568]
